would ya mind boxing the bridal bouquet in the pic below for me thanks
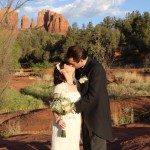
[50,97,75,137]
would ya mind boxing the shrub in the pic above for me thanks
[112,107,134,125]
[10,41,22,69]
[31,61,53,69]
[0,119,21,138]
[108,72,150,99]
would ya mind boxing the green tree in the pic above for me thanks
[88,25,120,66]
[87,21,94,30]
[72,22,79,32]
[102,16,114,28]
[81,24,86,31]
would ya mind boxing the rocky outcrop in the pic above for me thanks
[0,7,18,31]
[0,7,69,34]
[30,18,35,28]
[37,10,48,27]
[21,14,29,29]
[36,10,69,34]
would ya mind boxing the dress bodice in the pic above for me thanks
[54,82,81,102]
[67,92,81,103]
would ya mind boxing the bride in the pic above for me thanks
[51,61,81,150]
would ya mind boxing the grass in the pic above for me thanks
[0,88,44,114]
[108,72,150,100]
[0,119,21,138]
[22,82,54,101]
[112,106,135,125]
[22,71,150,101]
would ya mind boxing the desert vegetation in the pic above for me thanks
[0,88,44,114]
[108,71,150,100]
[19,71,150,125]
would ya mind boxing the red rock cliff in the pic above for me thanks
[30,18,35,28]
[21,14,29,29]
[36,10,69,34]
[0,7,18,31]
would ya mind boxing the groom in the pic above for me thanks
[65,45,113,150]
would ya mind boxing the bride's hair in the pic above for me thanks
[53,61,67,85]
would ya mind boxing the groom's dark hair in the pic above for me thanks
[66,45,88,63]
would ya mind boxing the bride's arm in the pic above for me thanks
[53,93,60,122]
[52,93,66,128]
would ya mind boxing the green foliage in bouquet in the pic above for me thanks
[50,97,75,137]
[50,97,74,115]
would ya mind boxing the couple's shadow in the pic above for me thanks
[0,135,51,150]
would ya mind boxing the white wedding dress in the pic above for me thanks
[51,82,81,150]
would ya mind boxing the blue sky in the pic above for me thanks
[15,0,150,28]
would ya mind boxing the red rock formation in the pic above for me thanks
[37,10,69,34]
[19,10,69,34]
[30,18,35,28]
[21,14,29,29]
[59,14,70,34]
[37,10,48,27]
[0,7,18,31]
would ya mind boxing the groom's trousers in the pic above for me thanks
[82,122,106,150]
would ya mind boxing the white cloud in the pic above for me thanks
[23,5,53,13]
[23,6,36,12]
[35,0,68,5]
[22,0,127,18]
[109,8,128,16]
[35,0,54,5]
[111,0,125,6]
[58,0,126,18]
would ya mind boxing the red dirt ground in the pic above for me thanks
[0,72,150,150]
[0,108,150,150]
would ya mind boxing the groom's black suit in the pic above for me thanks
[75,57,113,150]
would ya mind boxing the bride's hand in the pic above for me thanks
[57,118,66,129]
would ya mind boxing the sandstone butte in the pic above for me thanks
[21,9,70,34]
[0,7,18,31]
[0,8,69,34]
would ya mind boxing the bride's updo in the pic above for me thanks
[53,61,67,85]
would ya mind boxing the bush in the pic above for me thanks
[108,72,150,99]
[10,41,22,69]
[112,107,134,125]
[31,61,53,69]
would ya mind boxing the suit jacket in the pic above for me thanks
[75,57,113,141]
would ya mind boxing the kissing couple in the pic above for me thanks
[51,45,113,150]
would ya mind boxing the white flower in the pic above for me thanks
[50,97,74,114]
[79,76,88,84]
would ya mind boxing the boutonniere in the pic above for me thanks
[79,76,88,84]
